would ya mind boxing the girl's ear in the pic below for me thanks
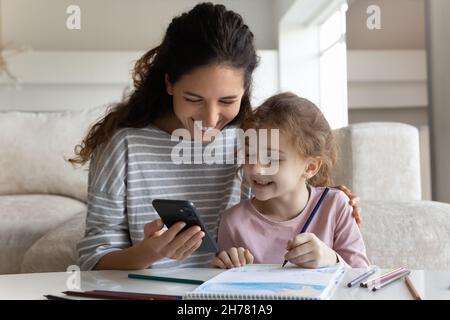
[303,157,322,180]
[165,74,173,95]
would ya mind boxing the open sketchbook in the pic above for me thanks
[184,263,346,300]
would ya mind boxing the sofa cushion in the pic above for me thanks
[0,106,105,202]
[0,194,86,274]
[333,123,422,201]
[21,211,86,273]
[360,200,450,270]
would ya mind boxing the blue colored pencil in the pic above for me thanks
[347,266,379,287]
[282,187,330,267]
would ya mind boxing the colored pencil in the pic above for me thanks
[360,267,404,287]
[63,290,182,300]
[93,290,182,300]
[404,275,422,300]
[371,269,411,291]
[128,273,204,285]
[282,187,330,267]
[366,267,408,290]
[347,266,378,287]
[44,294,72,300]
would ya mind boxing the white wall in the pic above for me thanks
[0,0,280,110]
[0,49,278,111]
[0,0,277,50]
[426,0,450,203]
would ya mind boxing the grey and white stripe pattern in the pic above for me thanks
[76,124,250,271]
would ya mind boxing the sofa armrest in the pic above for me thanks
[0,107,105,202]
[360,200,450,270]
[333,122,422,201]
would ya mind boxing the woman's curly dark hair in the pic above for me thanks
[69,2,259,166]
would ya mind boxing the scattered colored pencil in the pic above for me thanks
[371,269,411,291]
[62,290,182,300]
[347,266,379,288]
[360,267,404,287]
[128,273,204,285]
[404,275,422,300]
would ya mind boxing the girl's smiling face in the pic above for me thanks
[166,64,245,142]
[243,129,320,202]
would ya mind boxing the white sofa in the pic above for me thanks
[1,108,449,274]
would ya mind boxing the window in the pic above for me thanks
[319,3,348,129]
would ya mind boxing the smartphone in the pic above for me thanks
[151,199,219,253]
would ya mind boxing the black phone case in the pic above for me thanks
[152,199,219,253]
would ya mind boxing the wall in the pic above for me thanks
[346,0,431,200]
[347,0,425,50]
[426,0,450,203]
[0,0,280,111]
[0,50,278,111]
[0,0,277,50]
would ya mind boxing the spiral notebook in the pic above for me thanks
[184,263,345,300]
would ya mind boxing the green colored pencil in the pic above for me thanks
[128,273,204,285]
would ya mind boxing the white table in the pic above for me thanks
[0,268,449,300]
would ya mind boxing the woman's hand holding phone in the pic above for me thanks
[211,247,254,269]
[136,219,205,267]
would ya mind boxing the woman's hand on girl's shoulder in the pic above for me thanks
[211,247,254,269]
[333,185,362,226]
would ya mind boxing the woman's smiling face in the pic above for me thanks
[166,64,245,142]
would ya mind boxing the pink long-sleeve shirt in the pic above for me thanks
[217,186,370,268]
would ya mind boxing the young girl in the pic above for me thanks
[212,93,370,269]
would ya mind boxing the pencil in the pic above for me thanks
[44,294,72,300]
[282,187,330,267]
[128,273,204,285]
[404,275,422,300]
[347,266,378,288]
[360,267,404,287]
[366,268,408,290]
[372,269,411,291]
[63,290,182,300]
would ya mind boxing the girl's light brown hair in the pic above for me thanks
[241,92,337,187]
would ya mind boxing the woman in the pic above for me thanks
[69,3,361,271]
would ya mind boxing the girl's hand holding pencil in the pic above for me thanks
[284,233,338,268]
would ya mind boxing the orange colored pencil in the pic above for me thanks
[404,275,422,300]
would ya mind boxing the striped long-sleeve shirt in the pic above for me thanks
[76,124,248,271]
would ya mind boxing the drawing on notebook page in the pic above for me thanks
[184,264,346,300]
